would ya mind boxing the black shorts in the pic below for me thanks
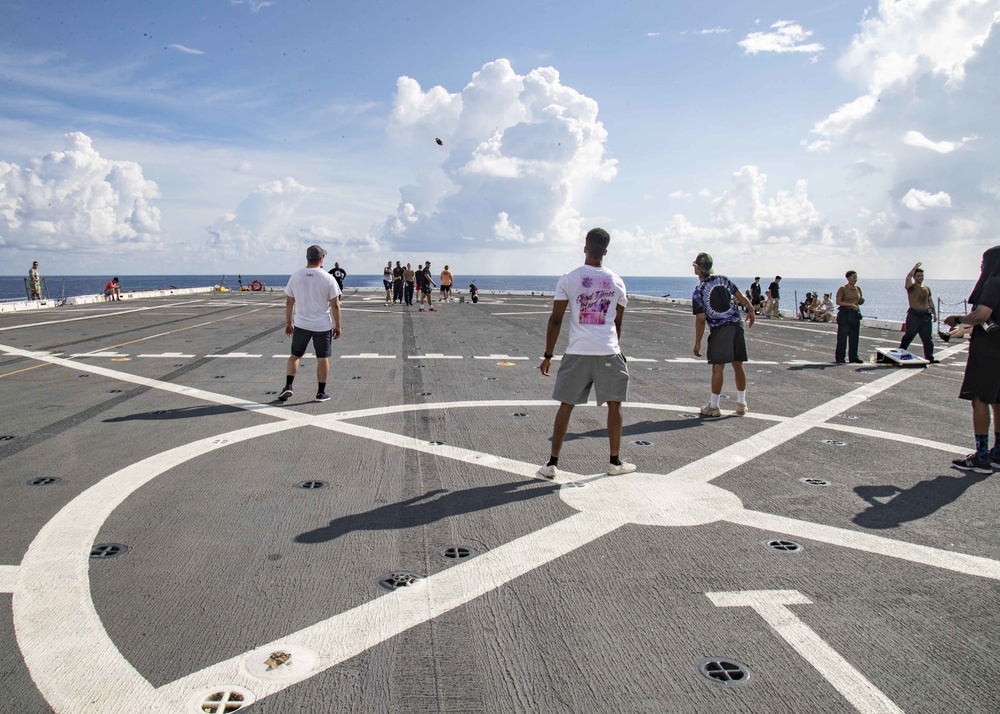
[707,322,748,364]
[421,284,432,294]
[290,327,333,359]
[959,330,1000,403]
[383,280,392,290]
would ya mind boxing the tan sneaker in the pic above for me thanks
[735,402,748,416]
[700,404,722,418]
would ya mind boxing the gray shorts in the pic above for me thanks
[707,322,748,364]
[552,353,629,406]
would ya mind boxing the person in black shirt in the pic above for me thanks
[749,277,762,314]
[944,245,1000,474]
[766,276,782,318]
[329,263,347,291]
[392,261,404,304]
[418,261,437,311]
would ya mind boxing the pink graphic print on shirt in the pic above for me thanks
[577,276,615,325]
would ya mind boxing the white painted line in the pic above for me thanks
[14,420,305,714]
[0,300,208,332]
[725,509,1000,580]
[0,564,19,593]
[273,354,314,359]
[473,354,529,360]
[627,357,658,362]
[0,344,303,423]
[69,352,129,358]
[204,352,262,358]
[137,353,195,358]
[820,423,968,454]
[156,512,618,710]
[706,590,905,714]
[408,354,463,359]
[752,321,903,344]
[488,310,554,316]
[340,354,396,359]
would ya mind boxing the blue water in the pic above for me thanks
[0,274,976,323]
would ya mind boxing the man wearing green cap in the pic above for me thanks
[692,252,755,417]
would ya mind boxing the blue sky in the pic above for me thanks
[1,0,997,279]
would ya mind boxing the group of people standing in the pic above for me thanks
[382,260,454,311]
[276,237,999,481]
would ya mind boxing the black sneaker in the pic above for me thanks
[315,392,331,402]
[277,387,293,402]
[938,330,951,342]
[990,451,1000,469]
[951,453,992,475]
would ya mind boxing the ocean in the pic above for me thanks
[0,273,977,323]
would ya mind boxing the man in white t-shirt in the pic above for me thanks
[278,244,342,403]
[537,228,636,479]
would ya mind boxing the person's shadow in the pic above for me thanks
[566,417,702,442]
[853,470,989,529]
[295,479,559,544]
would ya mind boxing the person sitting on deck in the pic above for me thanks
[103,277,121,301]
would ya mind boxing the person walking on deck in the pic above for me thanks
[944,246,1000,474]
[691,253,755,417]
[329,262,346,292]
[279,245,342,403]
[899,262,938,362]
[403,263,416,306]
[392,261,404,304]
[538,228,635,480]
[766,276,782,318]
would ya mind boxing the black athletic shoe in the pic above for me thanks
[314,392,331,402]
[928,358,940,364]
[952,454,992,475]
[849,358,864,364]
[277,387,293,402]
[938,330,951,342]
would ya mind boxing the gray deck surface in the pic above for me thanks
[0,290,996,713]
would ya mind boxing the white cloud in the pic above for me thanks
[611,165,867,268]
[0,132,161,253]
[382,59,617,252]
[647,32,661,37]
[230,0,272,12]
[739,21,824,55]
[167,44,204,55]
[697,27,732,35]
[809,1,1000,146]
[206,177,380,261]
[902,130,978,153]
[901,188,952,210]
[668,190,691,199]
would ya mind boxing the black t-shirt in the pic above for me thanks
[421,268,432,287]
[750,282,761,300]
[415,269,424,288]
[393,266,404,280]
[330,267,346,282]
[977,277,1000,331]
[768,281,780,299]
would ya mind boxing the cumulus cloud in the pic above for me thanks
[382,59,617,252]
[739,21,824,55]
[206,177,378,259]
[167,44,205,55]
[611,165,867,265]
[902,130,978,153]
[0,132,161,253]
[901,188,952,210]
[808,1,1000,146]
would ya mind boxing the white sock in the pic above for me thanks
[737,390,747,405]
[710,393,721,408]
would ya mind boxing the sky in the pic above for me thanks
[0,0,998,279]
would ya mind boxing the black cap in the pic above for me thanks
[306,245,326,261]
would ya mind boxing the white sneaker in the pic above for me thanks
[735,402,748,416]
[606,461,637,475]
[700,404,722,417]
[537,464,557,479]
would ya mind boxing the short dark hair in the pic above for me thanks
[585,228,611,259]
[846,270,857,279]
[754,276,760,281]
[775,275,782,280]
[914,268,924,275]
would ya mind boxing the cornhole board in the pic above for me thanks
[875,347,929,367]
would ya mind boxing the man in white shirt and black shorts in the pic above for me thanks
[279,244,342,403]
[538,228,636,479]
